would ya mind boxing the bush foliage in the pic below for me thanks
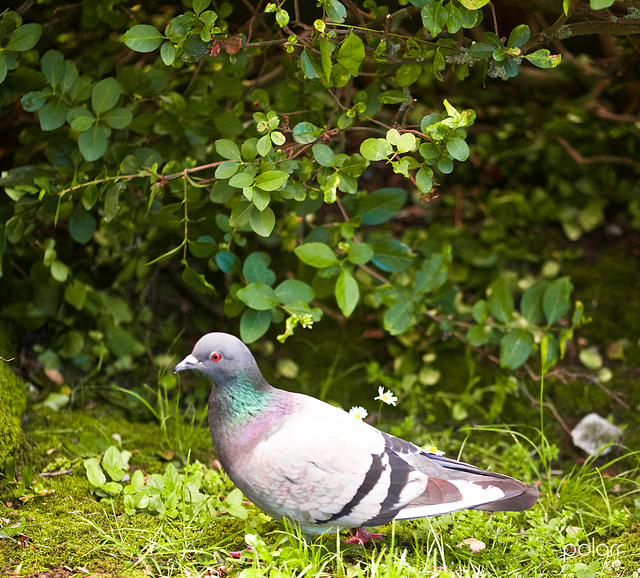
[1,0,639,403]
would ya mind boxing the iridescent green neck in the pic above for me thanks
[214,374,272,419]
[207,371,292,467]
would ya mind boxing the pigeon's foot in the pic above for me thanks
[346,527,386,545]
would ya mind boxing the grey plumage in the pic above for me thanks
[175,332,538,535]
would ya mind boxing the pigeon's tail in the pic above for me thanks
[388,446,539,520]
[471,483,539,512]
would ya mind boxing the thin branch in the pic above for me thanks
[488,2,499,37]
[556,136,640,167]
[518,380,572,436]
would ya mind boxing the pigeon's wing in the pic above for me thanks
[227,394,536,533]
[381,432,539,519]
[228,396,429,531]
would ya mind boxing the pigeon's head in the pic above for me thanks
[175,332,262,382]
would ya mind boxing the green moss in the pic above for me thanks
[0,323,27,468]
[0,404,245,576]
[603,527,640,575]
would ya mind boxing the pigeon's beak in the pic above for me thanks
[175,353,199,373]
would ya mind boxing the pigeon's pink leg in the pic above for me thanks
[346,527,386,544]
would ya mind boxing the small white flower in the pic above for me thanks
[425,445,445,456]
[349,406,368,420]
[374,386,398,406]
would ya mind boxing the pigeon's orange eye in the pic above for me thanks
[211,352,222,362]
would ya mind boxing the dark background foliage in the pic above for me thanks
[1,0,639,444]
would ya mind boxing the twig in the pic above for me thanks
[556,136,640,167]
[488,2,499,37]
[518,381,572,436]
[400,99,417,129]
[39,469,73,478]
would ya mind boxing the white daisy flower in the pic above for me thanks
[348,406,368,420]
[425,445,445,456]
[374,386,398,406]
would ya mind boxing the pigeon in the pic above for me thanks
[175,332,538,541]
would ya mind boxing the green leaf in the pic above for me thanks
[458,0,490,7]
[395,62,422,87]
[335,269,359,317]
[78,125,109,161]
[521,281,548,325]
[50,260,69,283]
[256,134,272,156]
[543,276,573,325]
[590,0,614,8]
[396,133,417,154]
[312,143,335,167]
[123,24,165,53]
[64,280,87,310]
[415,167,433,193]
[70,114,95,132]
[524,49,561,69]
[445,138,469,162]
[215,161,240,179]
[325,0,347,22]
[300,49,322,79]
[160,41,176,65]
[415,247,451,294]
[215,251,242,275]
[360,138,393,161]
[275,279,314,305]
[5,23,41,52]
[346,243,374,265]
[488,281,514,323]
[39,100,68,131]
[189,236,217,259]
[468,42,494,60]
[255,170,289,191]
[69,210,96,244]
[319,36,333,83]
[249,206,275,237]
[193,0,211,14]
[216,139,242,161]
[507,24,530,48]
[237,282,279,310]
[92,77,120,115]
[229,200,253,228]
[500,330,534,369]
[337,33,365,77]
[103,107,133,129]
[252,188,270,211]
[21,91,48,112]
[84,458,106,488]
[243,252,276,285]
[579,347,603,370]
[504,58,519,78]
[104,183,122,222]
[467,323,492,346]
[292,122,323,144]
[240,309,271,344]
[103,446,125,482]
[371,239,415,272]
[378,90,408,104]
[355,187,406,225]
[182,267,217,295]
[276,9,290,28]
[384,299,412,335]
[294,242,339,268]
[229,171,255,189]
